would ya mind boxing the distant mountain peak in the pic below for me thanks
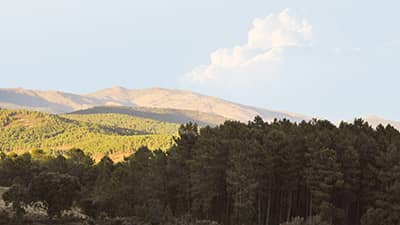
[109,86,129,91]
[365,114,383,120]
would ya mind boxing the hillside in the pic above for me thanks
[88,87,309,122]
[68,106,227,126]
[0,109,176,159]
[0,88,101,113]
[61,112,180,135]
[0,87,308,122]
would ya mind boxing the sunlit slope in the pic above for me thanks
[69,106,227,126]
[0,109,176,155]
[61,112,180,135]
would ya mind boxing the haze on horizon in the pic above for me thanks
[0,0,399,121]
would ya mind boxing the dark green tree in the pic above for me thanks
[28,172,81,218]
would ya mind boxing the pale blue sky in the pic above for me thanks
[0,0,399,120]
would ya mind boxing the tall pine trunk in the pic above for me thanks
[309,191,313,218]
[286,191,293,221]
[266,184,272,225]
[258,193,262,225]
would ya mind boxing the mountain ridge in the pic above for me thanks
[1,87,399,130]
[0,87,309,123]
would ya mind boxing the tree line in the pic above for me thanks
[1,117,399,225]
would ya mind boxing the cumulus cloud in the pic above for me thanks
[183,9,312,85]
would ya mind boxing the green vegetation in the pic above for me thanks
[0,109,176,156]
[1,117,400,225]
[61,113,180,135]
[70,106,227,126]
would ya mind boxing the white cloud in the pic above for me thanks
[183,9,312,85]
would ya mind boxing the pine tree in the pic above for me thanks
[305,148,343,223]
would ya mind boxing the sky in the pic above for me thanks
[0,0,399,121]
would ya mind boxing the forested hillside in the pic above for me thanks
[61,113,180,135]
[69,106,227,126]
[1,117,399,225]
[0,109,176,158]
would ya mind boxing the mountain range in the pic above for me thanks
[0,87,308,122]
[0,87,399,130]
